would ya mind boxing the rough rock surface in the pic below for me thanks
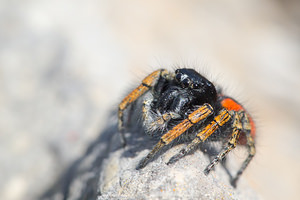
[42,117,260,200]
[99,134,259,200]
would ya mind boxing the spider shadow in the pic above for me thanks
[121,123,158,158]
[122,123,235,184]
[40,112,120,199]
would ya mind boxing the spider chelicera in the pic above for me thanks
[118,68,256,187]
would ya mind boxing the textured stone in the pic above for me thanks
[98,130,260,200]
[42,118,260,199]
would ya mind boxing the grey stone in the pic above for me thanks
[42,117,260,200]
[98,133,259,200]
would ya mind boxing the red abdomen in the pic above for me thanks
[220,97,256,143]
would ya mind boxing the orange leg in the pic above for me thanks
[137,103,213,169]
[230,133,255,187]
[220,97,256,186]
[118,69,171,146]
[167,109,231,165]
[230,111,256,187]
[203,112,241,175]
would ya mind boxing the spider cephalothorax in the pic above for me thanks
[118,68,256,187]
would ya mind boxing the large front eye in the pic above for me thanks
[181,78,190,87]
[175,73,182,81]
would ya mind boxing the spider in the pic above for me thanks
[118,68,256,187]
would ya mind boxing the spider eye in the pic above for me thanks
[193,83,199,88]
[181,78,190,87]
[175,73,182,81]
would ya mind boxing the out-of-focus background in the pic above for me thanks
[0,0,299,199]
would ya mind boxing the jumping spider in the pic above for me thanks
[118,68,256,187]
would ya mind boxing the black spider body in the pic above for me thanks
[118,68,256,187]
[143,69,221,138]
[156,68,217,109]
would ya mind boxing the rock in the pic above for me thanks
[98,130,260,200]
[42,116,260,200]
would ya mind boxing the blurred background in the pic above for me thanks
[0,0,299,199]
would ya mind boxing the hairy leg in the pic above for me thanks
[118,69,171,146]
[137,103,213,169]
[167,109,231,165]
[231,112,256,187]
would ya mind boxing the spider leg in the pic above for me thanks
[118,69,172,146]
[230,112,256,187]
[167,109,231,165]
[137,103,213,169]
[203,112,242,176]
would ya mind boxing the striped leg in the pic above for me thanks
[137,103,214,169]
[204,112,242,175]
[231,112,256,187]
[118,69,171,146]
[167,109,231,165]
